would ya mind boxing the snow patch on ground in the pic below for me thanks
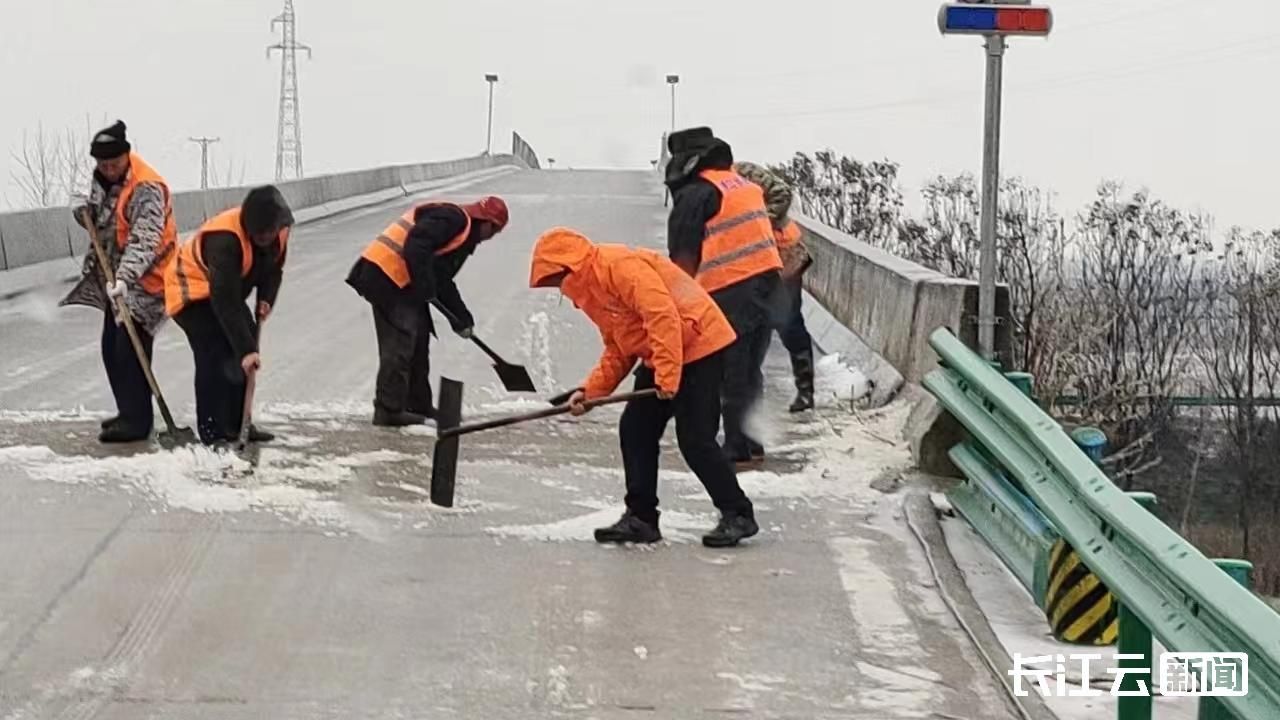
[0,407,110,424]
[255,400,371,423]
[522,310,558,392]
[1,444,417,530]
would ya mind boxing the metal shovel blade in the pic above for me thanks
[493,360,536,393]
[156,426,199,450]
[429,377,465,507]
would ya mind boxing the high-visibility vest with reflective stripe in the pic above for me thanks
[775,219,802,249]
[115,152,179,297]
[360,203,472,288]
[695,169,782,293]
[164,208,289,317]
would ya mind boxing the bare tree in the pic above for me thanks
[1058,183,1210,480]
[10,124,62,208]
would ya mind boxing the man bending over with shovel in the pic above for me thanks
[164,187,294,445]
[529,228,759,548]
[346,196,509,427]
[61,121,179,443]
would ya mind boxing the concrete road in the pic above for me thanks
[0,169,1012,719]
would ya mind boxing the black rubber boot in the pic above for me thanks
[101,415,120,429]
[98,423,151,444]
[407,404,437,421]
[702,512,760,548]
[594,511,662,544]
[789,349,816,413]
[372,407,428,427]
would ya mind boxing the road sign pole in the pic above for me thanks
[977,33,1005,361]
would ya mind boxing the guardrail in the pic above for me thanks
[923,327,1280,720]
[512,131,540,170]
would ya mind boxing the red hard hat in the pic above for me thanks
[461,196,509,231]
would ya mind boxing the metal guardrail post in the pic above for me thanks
[1201,559,1254,720]
[1005,371,1034,398]
[1117,482,1159,720]
[1117,602,1154,720]
[1045,426,1121,645]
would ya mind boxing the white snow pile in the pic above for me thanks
[814,353,872,405]
[0,444,419,529]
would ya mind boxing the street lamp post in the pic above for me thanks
[938,1,1052,361]
[666,74,680,130]
[485,73,499,156]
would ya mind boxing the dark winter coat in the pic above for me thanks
[200,232,286,360]
[345,204,478,333]
[665,139,784,326]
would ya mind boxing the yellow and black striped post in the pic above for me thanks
[1044,538,1119,645]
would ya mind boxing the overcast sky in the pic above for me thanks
[2,0,1277,230]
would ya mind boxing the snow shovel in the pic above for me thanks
[428,381,657,507]
[429,301,536,393]
[81,210,197,449]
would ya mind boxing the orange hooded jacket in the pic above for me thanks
[529,228,737,399]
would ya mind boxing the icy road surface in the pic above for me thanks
[0,170,1009,719]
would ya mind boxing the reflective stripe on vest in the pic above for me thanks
[695,169,782,293]
[360,203,471,288]
[165,207,288,317]
[114,152,179,297]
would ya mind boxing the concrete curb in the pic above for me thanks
[0,164,521,303]
[903,492,1058,720]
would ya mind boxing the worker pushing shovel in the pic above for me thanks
[59,120,196,448]
[526,227,760,548]
[346,196,513,427]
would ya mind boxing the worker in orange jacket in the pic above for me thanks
[530,228,758,548]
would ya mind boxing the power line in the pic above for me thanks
[267,0,311,181]
[188,136,220,190]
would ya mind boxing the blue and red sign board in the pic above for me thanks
[938,3,1052,36]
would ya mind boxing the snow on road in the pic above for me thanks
[0,169,1010,719]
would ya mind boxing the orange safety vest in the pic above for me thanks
[695,169,782,293]
[360,203,472,288]
[775,219,802,248]
[164,208,289,317]
[115,152,179,296]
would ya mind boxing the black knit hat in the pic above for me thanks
[241,185,295,236]
[667,126,715,155]
[90,120,131,160]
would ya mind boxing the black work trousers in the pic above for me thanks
[100,310,154,433]
[777,275,813,358]
[174,302,250,444]
[713,272,782,459]
[619,351,753,525]
[372,299,433,414]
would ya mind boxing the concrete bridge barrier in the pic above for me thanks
[0,152,531,272]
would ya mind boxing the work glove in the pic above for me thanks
[456,326,474,340]
[106,279,128,301]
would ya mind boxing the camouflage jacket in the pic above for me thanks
[733,161,809,278]
[60,175,169,333]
